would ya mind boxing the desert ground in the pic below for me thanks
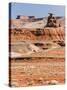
[11,59,64,87]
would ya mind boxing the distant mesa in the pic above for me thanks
[16,15,36,22]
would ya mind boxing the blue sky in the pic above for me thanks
[9,3,65,19]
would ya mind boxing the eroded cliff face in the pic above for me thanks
[42,27,64,41]
[10,16,65,42]
[10,27,64,42]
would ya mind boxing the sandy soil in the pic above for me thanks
[10,56,65,87]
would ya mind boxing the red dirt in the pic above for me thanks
[10,56,65,87]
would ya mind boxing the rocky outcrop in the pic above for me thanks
[10,27,64,42]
